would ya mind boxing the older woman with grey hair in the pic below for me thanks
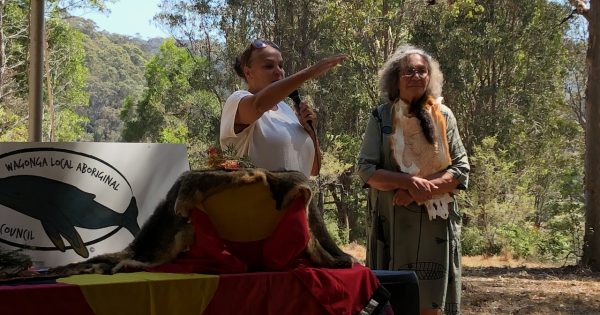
[357,44,470,315]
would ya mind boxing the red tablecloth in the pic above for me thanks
[0,265,379,315]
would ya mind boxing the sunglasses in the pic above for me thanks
[251,39,280,51]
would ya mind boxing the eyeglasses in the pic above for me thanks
[251,39,280,51]
[400,68,429,79]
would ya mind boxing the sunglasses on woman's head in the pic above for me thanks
[251,39,280,51]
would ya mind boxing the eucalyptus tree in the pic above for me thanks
[0,0,28,101]
[43,15,90,141]
[412,0,569,153]
[563,8,588,129]
[120,38,221,166]
[69,17,152,142]
[0,0,111,141]
[0,0,29,140]
[41,0,114,141]
[572,0,600,271]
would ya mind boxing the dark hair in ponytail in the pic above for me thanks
[410,95,435,145]
[234,57,245,78]
[232,45,254,81]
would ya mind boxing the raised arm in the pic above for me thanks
[235,55,346,126]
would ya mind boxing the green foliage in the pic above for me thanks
[320,134,368,243]
[316,0,413,143]
[43,16,91,141]
[53,108,92,141]
[46,17,89,106]
[324,210,346,245]
[2,2,29,85]
[321,152,352,181]
[320,135,357,183]
[542,209,584,263]
[121,38,190,142]
[462,122,585,262]
[538,166,585,262]
[461,136,537,255]
[160,117,189,144]
[67,16,157,142]
[412,0,570,153]
[0,100,28,141]
[462,225,492,256]
[0,0,29,121]
[120,38,221,166]
[496,224,543,259]
[0,3,98,141]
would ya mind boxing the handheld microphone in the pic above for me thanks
[288,90,315,132]
[289,89,302,111]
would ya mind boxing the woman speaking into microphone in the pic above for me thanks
[220,39,345,177]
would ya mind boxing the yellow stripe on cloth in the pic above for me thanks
[58,272,219,315]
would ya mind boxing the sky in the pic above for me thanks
[70,0,169,39]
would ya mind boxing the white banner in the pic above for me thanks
[0,142,189,269]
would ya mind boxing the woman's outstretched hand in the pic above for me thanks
[306,54,347,78]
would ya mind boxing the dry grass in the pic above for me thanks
[462,254,561,269]
[341,242,366,263]
[341,243,561,269]
[340,243,600,314]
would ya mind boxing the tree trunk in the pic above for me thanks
[327,183,348,242]
[339,170,360,243]
[382,0,389,61]
[326,169,361,243]
[582,0,600,271]
[347,199,360,243]
[44,38,54,141]
[0,0,6,100]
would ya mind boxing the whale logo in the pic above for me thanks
[0,148,139,258]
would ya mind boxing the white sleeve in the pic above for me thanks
[220,90,254,157]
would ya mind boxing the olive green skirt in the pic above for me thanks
[367,195,462,315]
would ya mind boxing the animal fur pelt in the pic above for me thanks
[390,96,454,220]
[0,248,32,279]
[49,168,354,276]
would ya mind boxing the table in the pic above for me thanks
[0,265,386,315]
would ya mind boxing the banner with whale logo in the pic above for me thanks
[0,142,189,268]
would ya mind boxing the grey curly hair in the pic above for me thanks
[378,44,444,103]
